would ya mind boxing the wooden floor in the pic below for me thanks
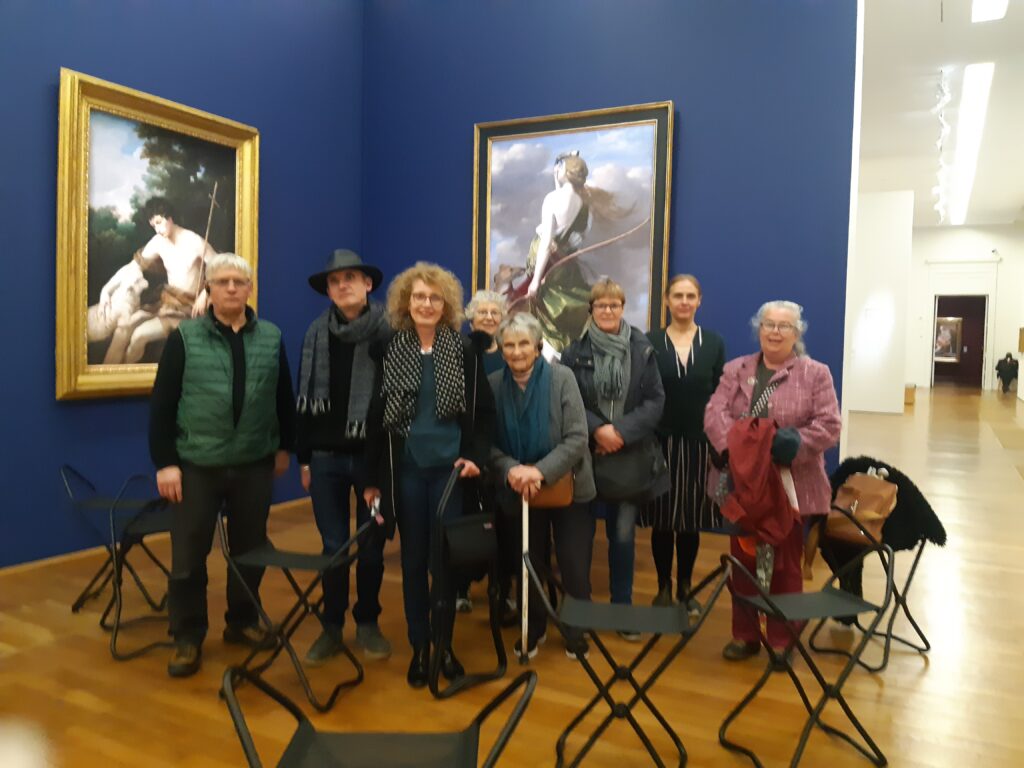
[2,386,1023,766]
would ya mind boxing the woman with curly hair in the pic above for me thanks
[363,262,496,688]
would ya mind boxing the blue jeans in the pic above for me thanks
[604,502,639,605]
[397,462,462,648]
[309,452,384,631]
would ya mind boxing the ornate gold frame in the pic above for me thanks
[55,68,259,400]
[472,101,673,331]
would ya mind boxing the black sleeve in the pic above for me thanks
[276,341,296,453]
[149,330,185,469]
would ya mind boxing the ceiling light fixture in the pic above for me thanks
[948,62,995,226]
[930,68,952,223]
[972,0,1009,23]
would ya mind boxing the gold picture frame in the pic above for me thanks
[56,68,259,399]
[473,101,673,353]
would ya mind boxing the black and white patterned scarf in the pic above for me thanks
[382,325,466,437]
[296,302,390,439]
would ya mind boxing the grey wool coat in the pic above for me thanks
[487,362,597,504]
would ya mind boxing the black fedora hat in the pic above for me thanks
[308,249,384,295]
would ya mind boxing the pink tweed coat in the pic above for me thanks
[704,352,841,517]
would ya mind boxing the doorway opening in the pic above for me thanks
[932,295,987,389]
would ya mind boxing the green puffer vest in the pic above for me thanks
[176,313,282,466]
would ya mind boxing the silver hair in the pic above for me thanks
[206,252,253,282]
[751,300,808,356]
[465,289,508,320]
[495,312,544,350]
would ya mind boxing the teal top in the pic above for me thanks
[405,352,461,468]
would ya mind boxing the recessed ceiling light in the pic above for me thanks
[949,62,995,226]
[972,0,1009,23]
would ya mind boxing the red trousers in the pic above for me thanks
[729,522,804,648]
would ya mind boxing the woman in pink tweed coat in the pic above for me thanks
[704,300,841,662]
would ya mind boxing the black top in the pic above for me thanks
[149,307,296,469]
[646,326,725,439]
[294,307,364,464]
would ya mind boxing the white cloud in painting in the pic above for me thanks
[89,112,147,221]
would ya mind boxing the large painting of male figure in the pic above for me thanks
[56,68,259,400]
[474,102,673,353]
[86,111,235,365]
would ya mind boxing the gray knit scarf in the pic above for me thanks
[296,301,390,439]
[382,325,466,437]
[589,321,632,419]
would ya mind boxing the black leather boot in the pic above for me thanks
[441,646,464,681]
[407,644,429,688]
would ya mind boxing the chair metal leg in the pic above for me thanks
[722,600,888,767]
[108,543,172,661]
[556,631,689,767]
[228,563,363,713]
[811,540,930,673]
[71,554,114,612]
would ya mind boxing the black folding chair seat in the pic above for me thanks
[222,666,537,768]
[743,587,879,623]
[719,536,896,768]
[525,552,729,767]
[557,597,694,636]
[217,512,375,713]
[60,465,173,661]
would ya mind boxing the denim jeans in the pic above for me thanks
[604,501,639,605]
[396,462,462,648]
[309,451,385,631]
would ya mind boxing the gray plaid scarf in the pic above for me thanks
[382,325,466,437]
[296,302,390,439]
[589,321,632,419]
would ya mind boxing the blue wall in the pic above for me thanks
[0,0,365,567]
[362,0,855,390]
[0,0,857,567]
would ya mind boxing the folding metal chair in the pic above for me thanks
[216,511,375,712]
[428,466,508,699]
[812,504,931,672]
[719,537,896,768]
[524,551,729,767]
[60,465,173,660]
[221,666,536,768]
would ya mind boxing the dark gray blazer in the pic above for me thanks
[488,362,596,504]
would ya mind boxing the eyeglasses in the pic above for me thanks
[592,302,624,313]
[760,321,796,333]
[411,292,445,307]
[209,277,250,288]
[475,309,502,318]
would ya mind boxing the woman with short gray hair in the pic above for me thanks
[488,311,596,658]
[466,289,509,375]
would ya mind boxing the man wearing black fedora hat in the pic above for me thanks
[296,249,394,664]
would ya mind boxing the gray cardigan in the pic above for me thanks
[488,362,596,504]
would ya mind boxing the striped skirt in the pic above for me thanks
[639,433,723,532]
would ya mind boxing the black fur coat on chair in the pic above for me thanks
[820,455,946,604]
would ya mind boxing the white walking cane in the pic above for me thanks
[520,495,530,664]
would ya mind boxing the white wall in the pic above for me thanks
[844,191,913,413]
[907,225,1024,391]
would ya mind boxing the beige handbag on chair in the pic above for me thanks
[826,468,898,545]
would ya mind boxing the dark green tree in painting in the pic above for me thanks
[129,125,235,256]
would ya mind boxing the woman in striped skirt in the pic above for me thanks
[642,275,725,612]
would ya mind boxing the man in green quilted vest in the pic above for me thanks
[149,253,295,678]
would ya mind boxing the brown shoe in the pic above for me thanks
[168,642,202,678]
[223,624,276,650]
[722,640,761,661]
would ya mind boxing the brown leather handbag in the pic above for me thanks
[530,473,574,509]
[826,471,898,545]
